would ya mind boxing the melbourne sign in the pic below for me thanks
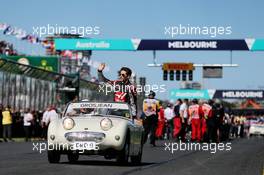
[55,38,264,51]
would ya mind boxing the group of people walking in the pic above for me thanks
[142,97,227,146]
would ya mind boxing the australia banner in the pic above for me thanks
[55,38,264,51]
[170,89,264,100]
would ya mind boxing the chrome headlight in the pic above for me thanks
[63,118,75,130]
[100,118,112,131]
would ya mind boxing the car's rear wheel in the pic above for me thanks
[67,152,79,163]
[116,133,130,165]
[48,150,61,163]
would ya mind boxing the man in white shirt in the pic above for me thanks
[41,107,49,140]
[23,108,33,142]
[41,105,58,140]
[164,103,174,139]
[180,99,189,121]
[45,105,58,125]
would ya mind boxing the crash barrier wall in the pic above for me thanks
[0,58,112,111]
[0,71,113,111]
[0,71,56,111]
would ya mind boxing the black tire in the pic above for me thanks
[67,152,79,163]
[131,134,144,165]
[131,145,142,165]
[48,150,61,163]
[116,133,130,165]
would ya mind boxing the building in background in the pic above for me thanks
[45,34,92,81]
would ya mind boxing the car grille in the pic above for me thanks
[65,131,105,143]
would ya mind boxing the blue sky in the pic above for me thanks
[1,0,264,100]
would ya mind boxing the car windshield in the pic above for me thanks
[64,102,131,118]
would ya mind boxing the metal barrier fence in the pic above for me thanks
[0,71,56,111]
[0,58,112,111]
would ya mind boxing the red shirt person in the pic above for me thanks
[155,105,165,138]
[201,101,212,140]
[188,99,204,142]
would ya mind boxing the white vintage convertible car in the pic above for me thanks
[47,101,144,165]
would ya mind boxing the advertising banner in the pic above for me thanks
[170,89,216,99]
[213,90,264,99]
[1,55,59,72]
[170,89,264,100]
[55,38,264,51]
[203,66,223,78]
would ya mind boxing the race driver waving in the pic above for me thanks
[97,63,137,118]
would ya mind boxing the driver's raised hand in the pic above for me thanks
[98,63,106,71]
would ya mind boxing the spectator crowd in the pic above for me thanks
[0,104,58,142]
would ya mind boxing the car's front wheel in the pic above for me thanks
[131,135,143,165]
[48,150,61,163]
[67,152,79,163]
[116,133,130,165]
[130,147,142,165]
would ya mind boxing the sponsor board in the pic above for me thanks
[170,89,214,99]
[203,66,223,78]
[55,39,264,51]
[170,89,264,99]
[214,90,264,99]
[0,55,59,72]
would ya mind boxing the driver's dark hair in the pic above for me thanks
[120,67,132,77]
